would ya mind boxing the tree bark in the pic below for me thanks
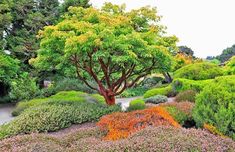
[98,85,115,105]
[163,72,173,83]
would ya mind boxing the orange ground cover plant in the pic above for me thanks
[203,123,226,137]
[97,107,180,140]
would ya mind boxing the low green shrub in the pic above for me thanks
[12,98,49,116]
[174,62,224,80]
[193,75,235,140]
[143,85,174,98]
[49,91,87,102]
[1,102,121,140]
[12,91,93,116]
[175,90,197,102]
[144,95,168,104]
[119,87,148,98]
[127,99,146,111]
[172,78,213,93]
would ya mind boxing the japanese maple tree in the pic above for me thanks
[31,3,178,105]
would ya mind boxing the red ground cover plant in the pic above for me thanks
[97,107,180,140]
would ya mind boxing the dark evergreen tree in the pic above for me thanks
[216,44,235,63]
[178,46,194,57]
[60,0,90,14]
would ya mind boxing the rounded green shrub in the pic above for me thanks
[193,75,235,140]
[128,99,146,111]
[143,85,174,98]
[144,95,168,104]
[175,90,197,102]
[174,62,223,80]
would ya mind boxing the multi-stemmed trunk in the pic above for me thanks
[98,85,115,105]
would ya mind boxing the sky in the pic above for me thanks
[90,0,235,58]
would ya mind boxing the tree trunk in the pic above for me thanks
[163,72,173,83]
[104,94,115,105]
[99,86,115,105]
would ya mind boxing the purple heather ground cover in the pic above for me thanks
[0,124,234,152]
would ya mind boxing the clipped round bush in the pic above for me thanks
[174,62,223,80]
[127,99,146,111]
[144,85,174,98]
[144,95,168,104]
[193,75,235,139]
[175,90,197,102]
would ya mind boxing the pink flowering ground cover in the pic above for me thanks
[0,125,234,152]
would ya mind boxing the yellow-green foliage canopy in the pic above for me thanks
[31,3,178,98]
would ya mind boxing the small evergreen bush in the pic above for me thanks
[127,99,146,111]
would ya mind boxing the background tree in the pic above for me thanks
[60,0,90,14]
[178,46,194,57]
[0,0,90,71]
[31,3,177,105]
[0,53,19,97]
[0,0,12,51]
[216,44,235,63]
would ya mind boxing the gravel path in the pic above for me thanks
[116,96,141,110]
[116,96,175,110]
[0,104,15,125]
